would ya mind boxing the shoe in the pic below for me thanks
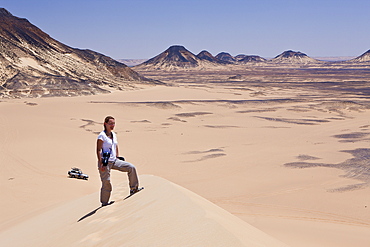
[101,201,114,207]
[130,187,144,195]
[130,188,139,195]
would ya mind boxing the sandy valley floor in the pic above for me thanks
[0,68,369,246]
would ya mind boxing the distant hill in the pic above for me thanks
[196,50,228,64]
[238,55,267,63]
[117,59,148,67]
[348,50,370,63]
[215,52,236,63]
[135,45,225,70]
[215,52,266,64]
[0,8,153,98]
[135,45,199,69]
[270,50,321,64]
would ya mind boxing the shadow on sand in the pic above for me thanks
[77,201,115,222]
[77,187,144,222]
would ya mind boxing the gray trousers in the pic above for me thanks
[99,159,139,204]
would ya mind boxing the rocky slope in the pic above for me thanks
[0,8,152,98]
[348,49,370,63]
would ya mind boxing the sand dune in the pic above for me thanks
[0,175,288,247]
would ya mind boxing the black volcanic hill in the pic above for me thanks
[136,45,198,70]
[196,50,228,64]
[348,49,370,63]
[0,8,152,98]
[270,50,320,64]
[135,45,224,70]
[214,52,266,64]
[238,55,266,63]
[215,52,236,63]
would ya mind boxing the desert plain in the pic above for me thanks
[0,66,370,246]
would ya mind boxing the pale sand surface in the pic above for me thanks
[0,84,369,246]
[0,175,288,247]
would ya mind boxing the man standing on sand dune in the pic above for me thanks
[96,116,140,206]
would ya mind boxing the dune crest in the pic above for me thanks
[0,175,288,247]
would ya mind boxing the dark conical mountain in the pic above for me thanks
[215,52,236,63]
[137,45,198,70]
[276,50,307,59]
[238,55,266,63]
[348,49,370,63]
[270,50,320,64]
[196,50,229,64]
[0,8,152,98]
[135,45,224,70]
[214,52,266,64]
[196,50,217,62]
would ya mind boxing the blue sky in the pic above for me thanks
[1,0,369,59]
